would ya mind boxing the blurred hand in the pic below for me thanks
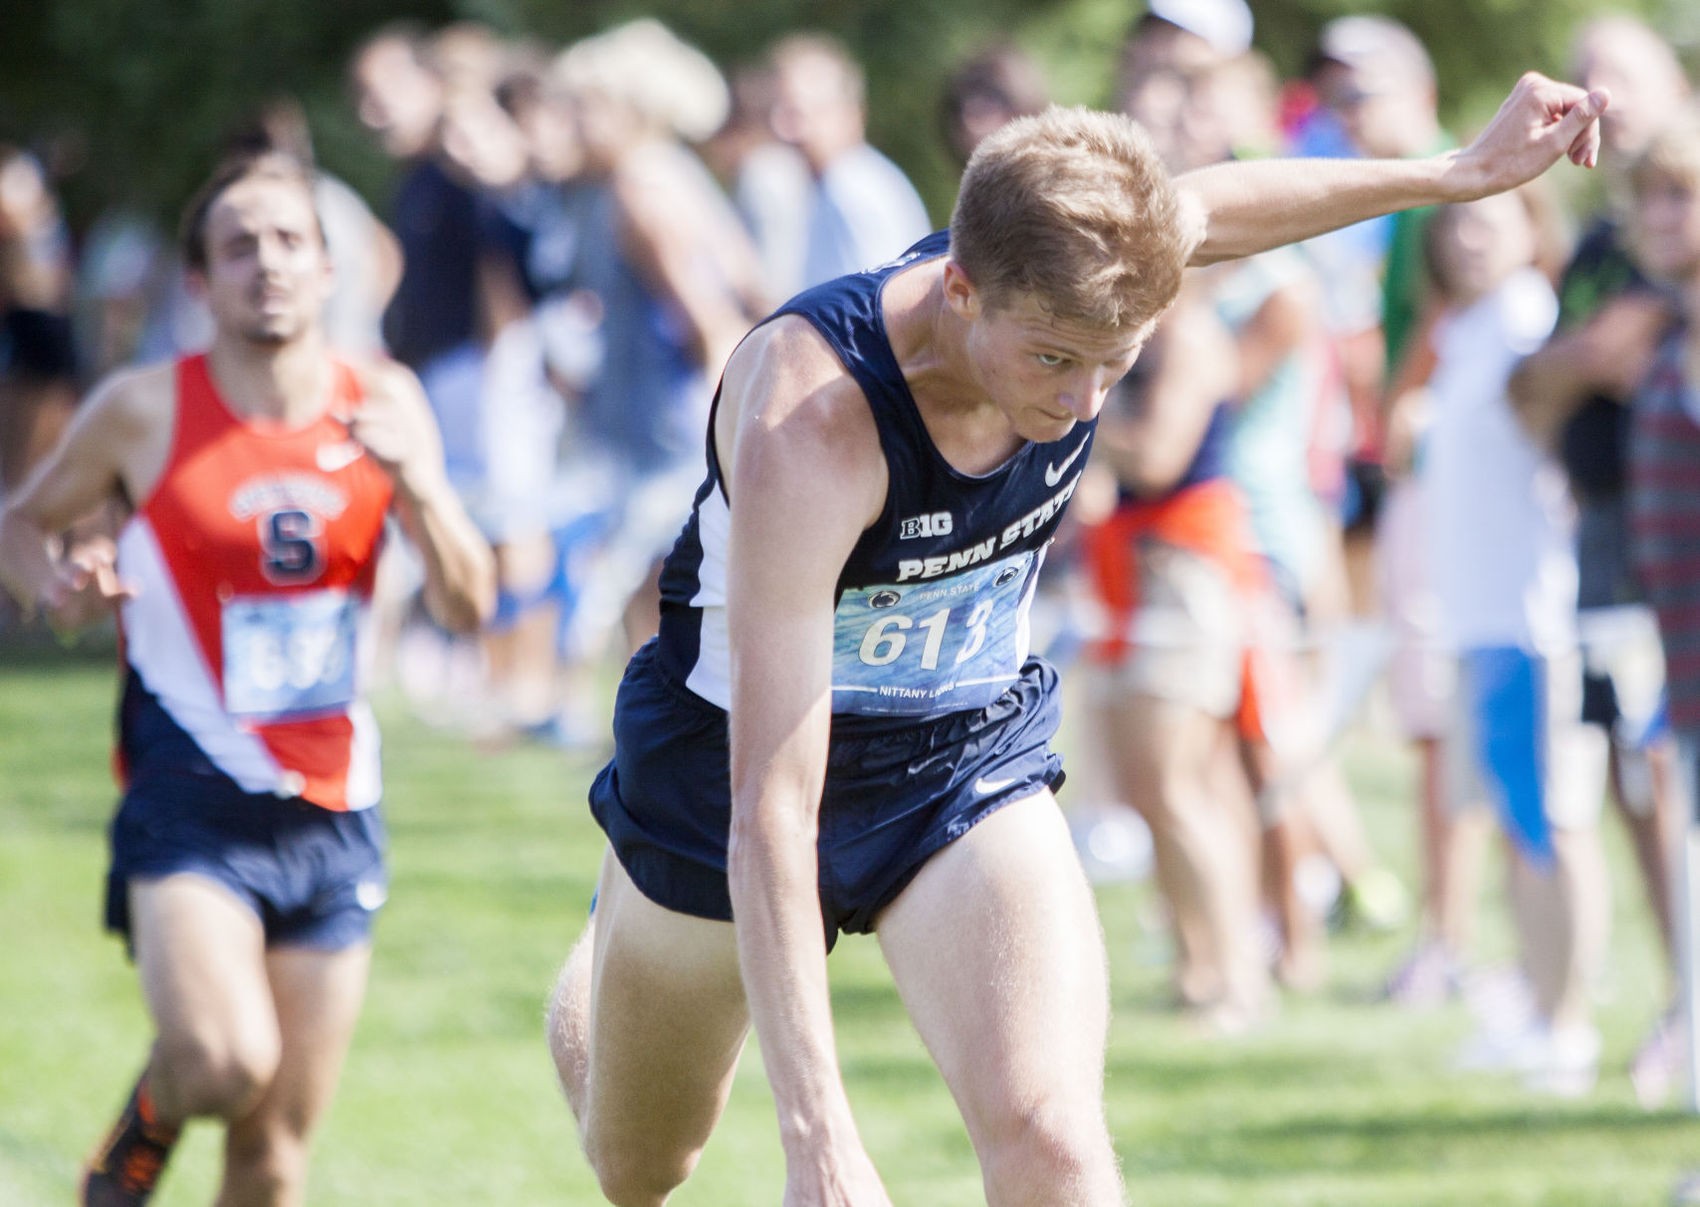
[439,92,528,190]
[39,535,137,636]
[0,152,53,241]
[1382,387,1432,478]
[346,366,447,504]
[1585,294,1672,399]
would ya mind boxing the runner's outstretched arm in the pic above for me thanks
[1178,73,1608,265]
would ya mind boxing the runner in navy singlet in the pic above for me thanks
[546,80,1608,1206]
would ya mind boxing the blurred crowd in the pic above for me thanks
[5,1,1700,1113]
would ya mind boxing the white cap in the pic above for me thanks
[1145,0,1255,57]
[1318,16,1434,89]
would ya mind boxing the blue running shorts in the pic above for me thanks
[106,773,388,952]
[590,640,1065,946]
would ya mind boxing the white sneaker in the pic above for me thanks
[1383,942,1459,1009]
[1456,1015,1600,1097]
[1452,967,1598,1097]
[1454,1013,1545,1073]
[1524,1024,1601,1098]
[1631,1010,1687,1110]
[1457,966,1538,1050]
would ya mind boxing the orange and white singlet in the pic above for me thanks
[115,354,392,811]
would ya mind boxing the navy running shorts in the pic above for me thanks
[106,771,388,951]
[589,640,1065,947]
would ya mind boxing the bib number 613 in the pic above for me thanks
[858,600,994,670]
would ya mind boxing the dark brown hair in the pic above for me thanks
[178,151,323,273]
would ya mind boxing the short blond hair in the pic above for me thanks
[1632,103,1700,196]
[554,19,729,142]
[950,105,1186,329]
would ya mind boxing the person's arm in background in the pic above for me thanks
[366,212,404,319]
[1507,292,1671,448]
[617,153,766,380]
[1233,275,1314,403]
[1092,286,1236,496]
[1377,304,1442,475]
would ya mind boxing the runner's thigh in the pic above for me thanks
[584,850,751,1168]
[131,874,279,1073]
[249,943,372,1140]
[876,790,1111,1149]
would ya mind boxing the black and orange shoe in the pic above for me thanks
[80,1073,180,1205]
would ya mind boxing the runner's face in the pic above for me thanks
[199,176,332,346]
[968,290,1150,443]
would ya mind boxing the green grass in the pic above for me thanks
[1,647,1694,1204]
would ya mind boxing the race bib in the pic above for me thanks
[831,551,1037,716]
[222,590,359,720]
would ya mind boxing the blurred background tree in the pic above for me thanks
[0,0,1687,232]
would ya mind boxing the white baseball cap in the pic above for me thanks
[1317,15,1434,89]
[1145,0,1255,57]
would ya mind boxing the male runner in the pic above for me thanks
[0,152,494,1205]
[547,76,1607,1206]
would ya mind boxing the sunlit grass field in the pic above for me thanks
[2,644,1696,1205]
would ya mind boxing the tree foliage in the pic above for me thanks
[0,0,1685,232]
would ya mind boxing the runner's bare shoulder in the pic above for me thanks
[81,361,183,509]
[89,360,176,431]
[725,315,867,428]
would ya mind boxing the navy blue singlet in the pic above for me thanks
[656,231,1095,719]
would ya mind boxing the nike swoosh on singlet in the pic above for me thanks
[316,442,366,473]
[1044,439,1088,487]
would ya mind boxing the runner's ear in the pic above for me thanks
[941,260,984,321]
